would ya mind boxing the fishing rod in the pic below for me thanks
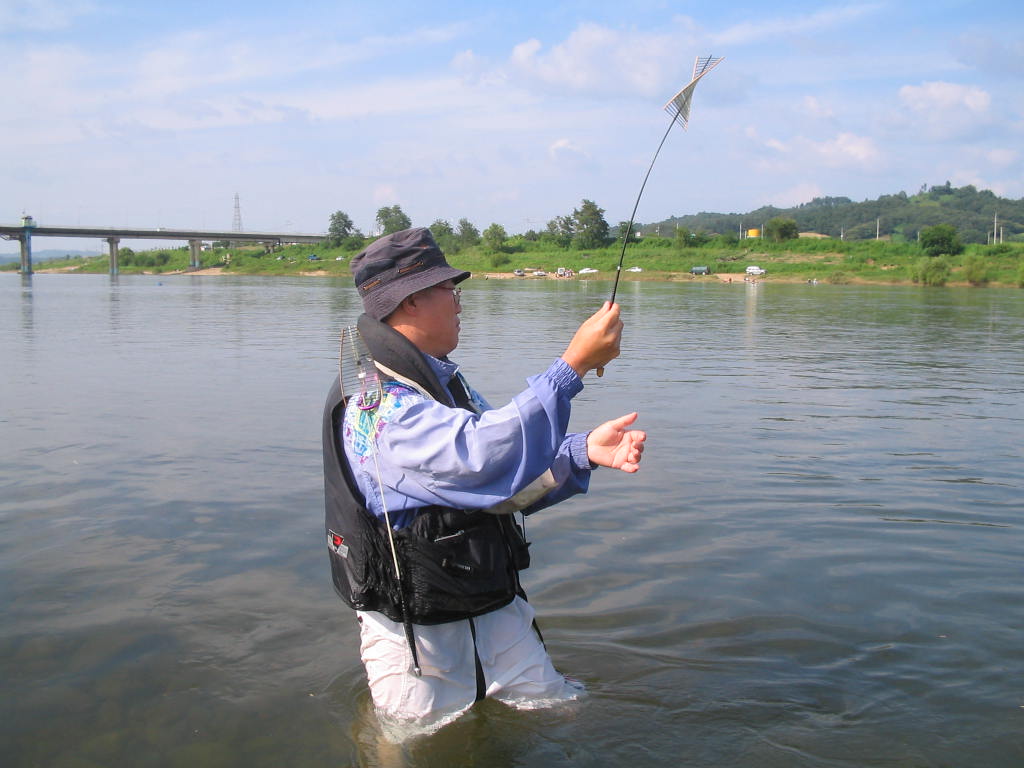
[597,55,723,378]
[609,54,724,306]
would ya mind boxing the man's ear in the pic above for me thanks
[391,293,418,321]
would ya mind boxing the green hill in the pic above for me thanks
[645,183,1023,244]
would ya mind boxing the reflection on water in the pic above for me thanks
[1,274,1022,767]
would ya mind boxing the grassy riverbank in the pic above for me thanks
[8,237,1024,287]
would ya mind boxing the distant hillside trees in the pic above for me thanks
[651,184,1022,244]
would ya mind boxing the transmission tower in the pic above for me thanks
[232,193,243,232]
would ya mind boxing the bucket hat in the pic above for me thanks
[351,228,470,320]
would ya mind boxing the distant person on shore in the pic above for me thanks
[322,227,646,734]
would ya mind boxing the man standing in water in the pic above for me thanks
[323,227,646,732]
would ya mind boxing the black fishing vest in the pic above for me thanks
[322,314,530,625]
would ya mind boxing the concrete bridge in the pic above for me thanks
[1,217,326,275]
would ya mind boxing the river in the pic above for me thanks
[1,274,1022,767]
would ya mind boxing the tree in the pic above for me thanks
[764,217,799,242]
[615,221,640,244]
[375,205,411,235]
[572,199,610,249]
[674,226,692,249]
[482,223,508,251]
[920,223,964,257]
[429,219,460,253]
[328,211,354,242]
[456,218,480,247]
[544,216,574,248]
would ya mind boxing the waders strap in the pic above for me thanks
[467,617,486,702]
[402,618,422,677]
[531,617,546,648]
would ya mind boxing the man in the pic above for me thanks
[323,227,645,733]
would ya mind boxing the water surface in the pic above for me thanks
[1,274,1022,766]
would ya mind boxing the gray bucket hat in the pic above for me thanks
[351,227,470,320]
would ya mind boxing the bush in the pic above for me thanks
[913,256,951,286]
[1017,261,1024,288]
[961,253,989,285]
[489,252,511,268]
[920,224,964,257]
[827,270,851,284]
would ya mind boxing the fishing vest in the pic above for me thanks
[322,313,531,625]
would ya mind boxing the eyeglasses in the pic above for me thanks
[432,285,462,304]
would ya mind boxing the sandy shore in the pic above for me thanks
[480,270,777,283]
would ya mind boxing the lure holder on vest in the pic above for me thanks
[338,325,422,675]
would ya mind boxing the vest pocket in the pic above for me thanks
[398,512,516,623]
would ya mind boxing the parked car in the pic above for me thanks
[579,267,599,274]
[745,265,766,275]
[308,254,321,262]
[513,269,525,276]
[626,266,643,273]
[690,266,710,275]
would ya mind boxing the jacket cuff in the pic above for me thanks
[546,358,584,398]
[566,432,593,471]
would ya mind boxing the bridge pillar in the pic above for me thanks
[19,233,32,275]
[106,237,120,275]
[189,240,202,270]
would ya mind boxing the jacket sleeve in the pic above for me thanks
[344,359,592,521]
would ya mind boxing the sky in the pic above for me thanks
[2,0,1022,252]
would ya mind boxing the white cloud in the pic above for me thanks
[954,33,1024,76]
[713,4,880,46]
[759,132,879,168]
[507,21,696,96]
[895,81,994,141]
[814,132,879,165]
[0,0,96,30]
[985,148,1019,168]
[372,185,400,206]
[801,95,835,120]
[771,182,825,208]
[899,81,991,113]
[544,137,598,177]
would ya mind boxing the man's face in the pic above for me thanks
[414,279,462,358]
